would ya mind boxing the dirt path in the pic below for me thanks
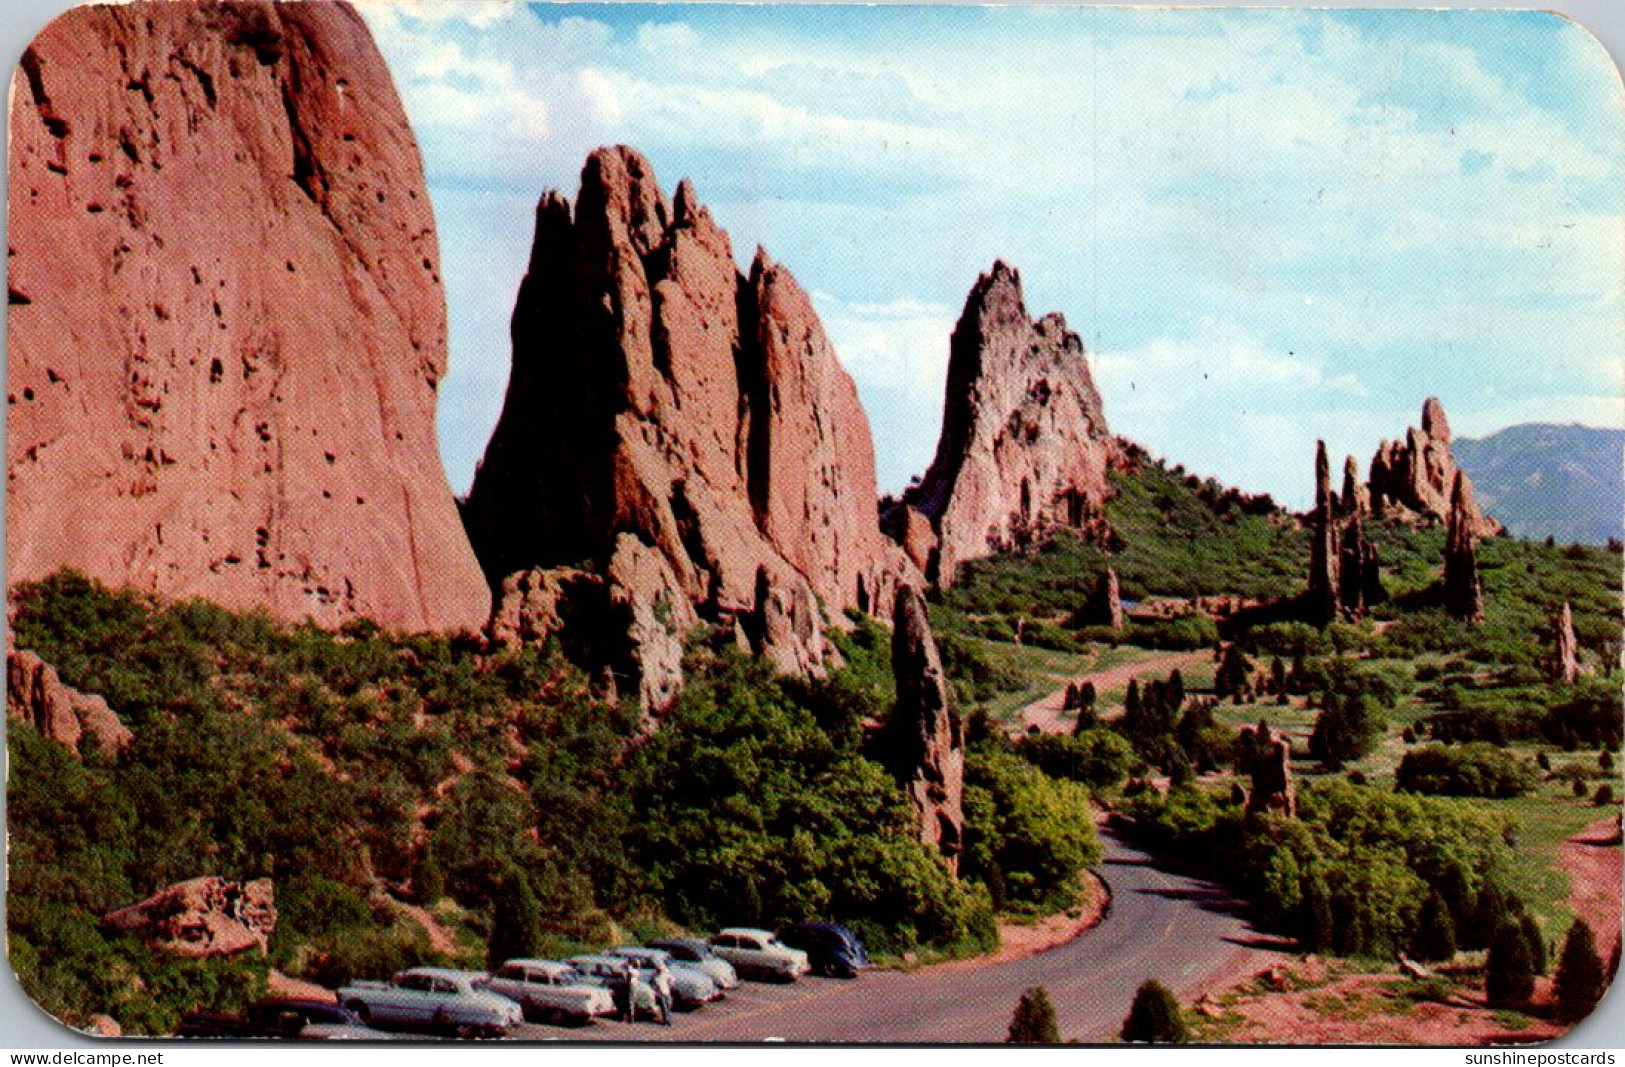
[1559,815,1623,958]
[1017,649,1211,734]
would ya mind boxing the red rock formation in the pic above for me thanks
[7,2,489,634]
[1369,398,1500,536]
[1552,601,1580,685]
[1244,726,1296,817]
[1443,471,1485,622]
[462,147,911,681]
[1337,511,1382,619]
[102,876,275,958]
[887,585,963,873]
[894,261,1113,586]
[1341,455,1369,516]
[1307,440,1341,625]
[1083,568,1124,629]
[6,648,131,757]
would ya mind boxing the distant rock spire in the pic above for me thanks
[1342,455,1368,516]
[1338,511,1381,619]
[1443,471,1484,622]
[1553,601,1579,685]
[1368,397,1500,536]
[1308,440,1341,625]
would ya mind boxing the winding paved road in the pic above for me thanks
[519,827,1284,1043]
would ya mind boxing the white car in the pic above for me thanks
[609,947,721,1009]
[708,928,811,982]
[339,967,522,1036]
[481,959,616,1026]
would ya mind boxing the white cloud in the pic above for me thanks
[360,7,1623,500]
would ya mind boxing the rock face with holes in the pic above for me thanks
[462,147,911,685]
[7,1,488,633]
[7,648,132,757]
[101,876,276,958]
[886,585,964,874]
[1369,398,1500,537]
[889,261,1113,586]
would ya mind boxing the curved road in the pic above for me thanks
[528,827,1283,1043]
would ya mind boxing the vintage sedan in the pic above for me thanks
[177,998,391,1040]
[609,946,722,1009]
[647,938,739,991]
[708,928,811,982]
[565,955,660,1021]
[338,967,522,1036]
[480,959,616,1026]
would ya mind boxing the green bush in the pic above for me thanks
[1014,730,1134,791]
[963,745,1101,912]
[1553,919,1608,1022]
[1395,744,1538,798]
[1121,979,1187,1043]
[1007,986,1061,1043]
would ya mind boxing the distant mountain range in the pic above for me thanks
[1454,424,1623,546]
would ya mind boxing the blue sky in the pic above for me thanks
[362,4,1623,509]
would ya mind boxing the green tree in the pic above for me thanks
[1522,914,1547,977]
[1553,919,1608,1022]
[1007,986,1060,1043]
[486,870,543,969]
[1411,890,1457,962]
[1121,979,1188,1043]
[1299,870,1335,953]
[1485,922,1536,1008]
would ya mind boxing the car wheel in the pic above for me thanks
[345,1002,371,1025]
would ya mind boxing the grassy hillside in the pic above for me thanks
[8,572,1103,1033]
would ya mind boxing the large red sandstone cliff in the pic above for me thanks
[1369,397,1500,538]
[462,147,911,682]
[7,1,489,633]
[891,261,1114,585]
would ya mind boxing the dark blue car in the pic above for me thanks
[775,922,869,979]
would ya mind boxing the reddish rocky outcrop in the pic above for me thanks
[1553,601,1580,685]
[1369,398,1500,537]
[102,876,275,958]
[1307,441,1342,625]
[7,2,489,633]
[890,261,1113,586]
[1083,568,1124,630]
[7,648,131,757]
[1337,511,1381,619]
[1243,725,1296,818]
[1443,472,1485,622]
[462,147,911,685]
[886,585,963,873]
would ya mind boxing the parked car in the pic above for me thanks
[479,959,616,1026]
[177,998,391,1040]
[609,946,722,1009]
[776,922,870,978]
[708,927,811,982]
[647,938,739,991]
[565,955,660,1021]
[338,967,522,1036]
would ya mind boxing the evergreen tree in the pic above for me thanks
[1270,657,1287,696]
[1121,980,1188,1043]
[1553,919,1608,1022]
[1214,646,1253,702]
[1007,986,1060,1043]
[486,869,543,969]
[1411,889,1457,962]
[1071,683,1099,737]
[1537,751,1552,771]
[1125,679,1141,718]
[1521,914,1547,976]
[1601,750,1615,773]
[1485,922,1536,1008]
[1437,862,1476,942]
[1168,670,1186,710]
